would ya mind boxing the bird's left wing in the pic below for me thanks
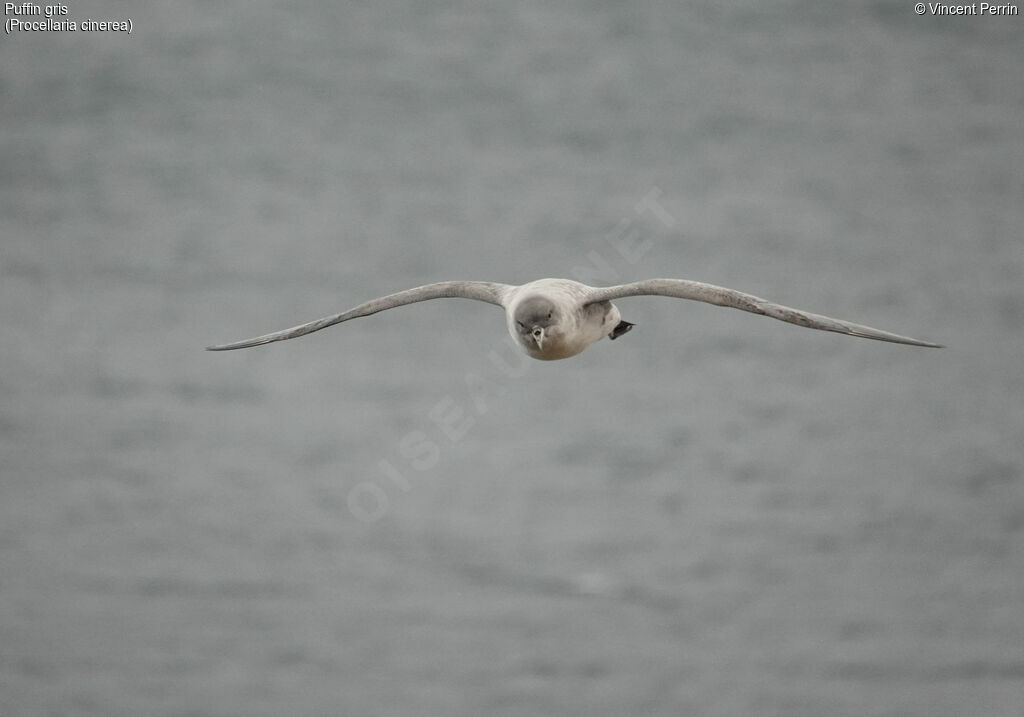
[583,278,942,348]
[206,281,513,351]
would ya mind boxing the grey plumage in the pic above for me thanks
[206,277,942,356]
[582,279,943,348]
[206,281,511,351]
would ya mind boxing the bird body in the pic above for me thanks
[207,277,942,357]
[505,279,622,360]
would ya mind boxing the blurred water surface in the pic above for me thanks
[2,2,1023,715]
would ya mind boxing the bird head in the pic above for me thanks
[513,296,559,351]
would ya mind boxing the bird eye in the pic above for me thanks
[547,311,552,319]
[517,321,526,330]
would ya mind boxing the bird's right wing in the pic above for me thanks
[583,278,943,348]
[207,281,513,351]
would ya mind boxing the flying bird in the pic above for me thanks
[206,278,942,359]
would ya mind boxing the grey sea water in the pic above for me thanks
[2,2,1022,715]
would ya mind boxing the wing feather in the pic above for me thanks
[584,279,942,348]
[206,281,512,351]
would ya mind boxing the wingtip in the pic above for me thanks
[206,342,247,351]
[907,336,944,349]
[205,336,275,351]
[895,338,945,349]
[846,327,945,349]
[206,343,248,352]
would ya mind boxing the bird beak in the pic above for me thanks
[532,327,545,350]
